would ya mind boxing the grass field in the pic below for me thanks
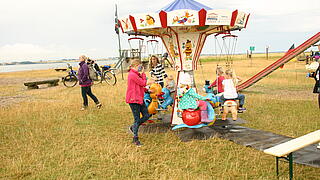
[0,53,319,179]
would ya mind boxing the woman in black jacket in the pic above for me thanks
[310,65,320,108]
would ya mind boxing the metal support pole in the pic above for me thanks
[288,153,293,180]
[276,157,279,176]
[115,4,124,80]
[120,53,124,80]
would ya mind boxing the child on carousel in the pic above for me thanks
[208,66,225,94]
[177,72,213,123]
[220,69,246,113]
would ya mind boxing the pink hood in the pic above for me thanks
[126,69,147,104]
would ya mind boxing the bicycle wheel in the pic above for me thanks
[103,71,117,86]
[63,74,78,87]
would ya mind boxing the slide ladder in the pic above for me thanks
[237,32,320,91]
[114,50,129,69]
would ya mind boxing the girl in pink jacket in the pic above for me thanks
[126,59,150,146]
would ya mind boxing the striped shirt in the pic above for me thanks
[150,63,167,84]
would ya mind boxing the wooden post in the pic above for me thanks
[250,50,252,67]
[295,62,297,81]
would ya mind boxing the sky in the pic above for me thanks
[0,0,319,62]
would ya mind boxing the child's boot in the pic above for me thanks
[133,136,143,147]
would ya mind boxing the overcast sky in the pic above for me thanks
[0,0,319,62]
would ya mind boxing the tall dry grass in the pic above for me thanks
[0,54,319,179]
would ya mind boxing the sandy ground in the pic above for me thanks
[0,76,62,107]
[0,95,27,107]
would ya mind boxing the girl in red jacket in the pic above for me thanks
[126,59,151,146]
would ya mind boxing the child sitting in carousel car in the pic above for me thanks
[177,72,214,123]
[220,69,246,113]
[165,75,176,99]
[177,73,207,110]
[166,75,176,93]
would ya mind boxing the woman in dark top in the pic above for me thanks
[149,55,167,87]
[78,55,102,110]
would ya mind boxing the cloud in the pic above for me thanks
[0,44,54,61]
[0,0,319,61]
[0,43,110,62]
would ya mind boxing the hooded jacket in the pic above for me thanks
[126,69,147,104]
[177,87,207,110]
[78,61,92,87]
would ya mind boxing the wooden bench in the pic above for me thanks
[24,79,60,89]
[54,68,67,71]
[263,130,320,180]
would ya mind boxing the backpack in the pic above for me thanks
[88,64,96,80]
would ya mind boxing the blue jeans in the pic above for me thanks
[220,94,245,106]
[129,103,151,137]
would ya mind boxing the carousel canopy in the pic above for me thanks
[159,0,212,12]
[118,0,250,71]
[119,0,249,34]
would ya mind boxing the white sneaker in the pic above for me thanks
[80,107,87,111]
[96,103,102,109]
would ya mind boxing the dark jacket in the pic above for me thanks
[311,67,320,93]
[78,61,92,87]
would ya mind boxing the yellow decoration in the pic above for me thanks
[169,42,178,58]
[146,15,155,25]
[148,83,162,114]
[184,40,192,57]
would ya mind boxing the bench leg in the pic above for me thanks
[48,83,58,87]
[288,153,293,180]
[28,85,39,89]
[275,154,293,180]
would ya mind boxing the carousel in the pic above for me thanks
[118,0,250,127]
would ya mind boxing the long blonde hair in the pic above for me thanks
[225,69,237,85]
[79,55,88,61]
[216,66,224,75]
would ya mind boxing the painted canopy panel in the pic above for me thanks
[205,9,232,26]
[132,13,162,30]
[235,11,248,27]
[167,9,199,27]
[119,17,133,32]
[159,0,212,12]
[121,11,249,33]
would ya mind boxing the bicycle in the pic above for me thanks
[63,63,78,87]
[63,64,117,87]
[99,65,117,86]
